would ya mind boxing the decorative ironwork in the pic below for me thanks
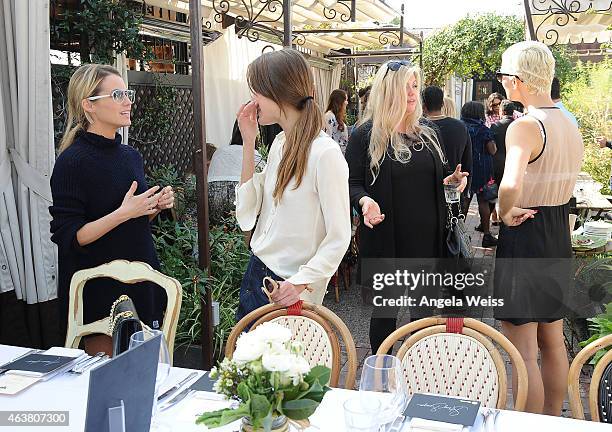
[232,0,286,42]
[322,0,353,23]
[378,30,401,47]
[528,0,612,45]
[292,32,307,46]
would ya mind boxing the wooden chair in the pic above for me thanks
[226,302,358,389]
[568,334,612,422]
[377,317,528,411]
[64,260,182,362]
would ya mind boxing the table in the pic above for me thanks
[1,345,610,431]
[574,173,612,220]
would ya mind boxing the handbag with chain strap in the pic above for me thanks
[109,295,147,357]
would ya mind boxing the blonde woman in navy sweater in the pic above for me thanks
[50,65,174,355]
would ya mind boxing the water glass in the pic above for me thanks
[359,355,407,428]
[344,395,381,432]
[444,182,461,204]
[129,329,171,431]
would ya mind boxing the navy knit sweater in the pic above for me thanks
[49,131,164,331]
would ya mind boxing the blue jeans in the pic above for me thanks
[236,254,283,321]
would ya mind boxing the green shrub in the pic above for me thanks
[564,60,612,194]
[148,167,250,359]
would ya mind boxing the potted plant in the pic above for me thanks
[196,322,331,431]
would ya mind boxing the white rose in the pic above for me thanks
[262,350,293,372]
[286,355,311,384]
[252,322,292,345]
[233,332,266,364]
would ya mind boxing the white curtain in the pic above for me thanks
[0,0,56,303]
[312,61,342,113]
[203,29,279,148]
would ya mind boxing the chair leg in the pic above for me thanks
[343,264,351,290]
[334,271,340,302]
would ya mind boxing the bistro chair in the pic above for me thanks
[226,301,358,389]
[64,260,182,362]
[377,317,528,411]
[568,334,612,422]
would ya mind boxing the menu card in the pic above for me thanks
[404,393,481,426]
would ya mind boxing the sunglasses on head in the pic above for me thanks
[87,89,135,104]
[383,60,413,79]
[496,71,523,83]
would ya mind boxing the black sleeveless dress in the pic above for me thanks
[494,111,573,325]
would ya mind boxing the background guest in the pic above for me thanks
[490,100,517,224]
[423,85,473,193]
[485,92,504,127]
[324,89,349,154]
[551,77,578,126]
[461,101,498,247]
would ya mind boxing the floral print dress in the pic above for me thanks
[324,111,348,154]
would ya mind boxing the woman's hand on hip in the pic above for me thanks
[443,164,469,193]
[360,196,385,228]
[155,186,175,210]
[237,101,259,147]
[501,206,538,227]
[271,281,307,306]
[118,181,161,221]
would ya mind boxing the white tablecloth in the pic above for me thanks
[1,345,609,432]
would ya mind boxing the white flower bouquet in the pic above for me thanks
[196,322,331,431]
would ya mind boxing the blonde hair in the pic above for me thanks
[247,49,322,203]
[442,96,457,118]
[358,61,445,181]
[501,41,555,95]
[59,64,121,153]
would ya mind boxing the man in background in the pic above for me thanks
[551,77,578,126]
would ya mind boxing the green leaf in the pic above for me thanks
[281,399,320,420]
[249,393,272,426]
[305,366,331,387]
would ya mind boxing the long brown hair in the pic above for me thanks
[325,89,347,132]
[486,92,504,116]
[247,49,322,203]
[59,64,121,153]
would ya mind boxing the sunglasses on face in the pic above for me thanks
[383,60,413,80]
[496,71,523,83]
[87,89,136,104]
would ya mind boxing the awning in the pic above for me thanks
[526,0,612,45]
[140,0,420,54]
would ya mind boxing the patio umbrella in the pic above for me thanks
[0,0,61,347]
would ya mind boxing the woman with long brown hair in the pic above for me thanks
[324,89,349,153]
[49,64,174,355]
[235,49,351,319]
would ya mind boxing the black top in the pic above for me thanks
[431,117,473,176]
[490,117,513,184]
[346,121,450,261]
[49,131,165,331]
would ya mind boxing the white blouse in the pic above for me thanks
[235,131,351,305]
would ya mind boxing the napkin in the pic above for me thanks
[409,418,465,432]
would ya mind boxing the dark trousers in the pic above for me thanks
[236,254,283,322]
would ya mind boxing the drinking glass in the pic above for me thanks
[359,355,407,429]
[129,329,171,432]
[444,182,461,204]
[344,395,381,431]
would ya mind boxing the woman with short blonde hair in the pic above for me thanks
[347,60,469,353]
[494,41,584,415]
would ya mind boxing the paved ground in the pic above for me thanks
[323,200,593,419]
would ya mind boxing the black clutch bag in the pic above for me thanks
[109,295,143,357]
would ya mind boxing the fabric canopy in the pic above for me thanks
[0,0,56,304]
[528,0,612,45]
